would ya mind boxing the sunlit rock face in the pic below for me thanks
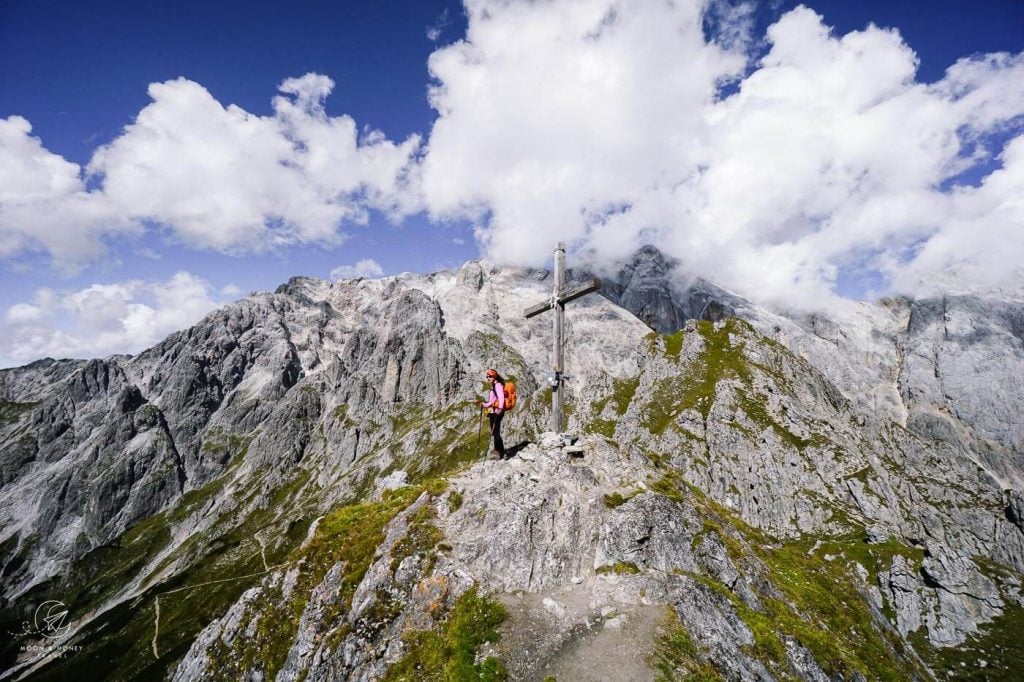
[1,248,1021,680]
[600,246,1024,487]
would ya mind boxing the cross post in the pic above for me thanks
[523,242,602,433]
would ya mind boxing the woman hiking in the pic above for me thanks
[479,368,507,460]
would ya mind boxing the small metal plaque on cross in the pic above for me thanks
[523,242,602,434]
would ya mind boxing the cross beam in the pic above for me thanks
[523,277,603,319]
[522,243,602,433]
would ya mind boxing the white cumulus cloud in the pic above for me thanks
[422,0,745,261]
[420,0,1024,306]
[1,74,421,266]
[0,271,226,366]
[4,1,1023,309]
[91,73,422,252]
[0,116,137,267]
[330,258,386,280]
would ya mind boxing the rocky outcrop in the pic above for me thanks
[172,436,951,681]
[896,294,1024,487]
[599,247,1024,491]
[1,252,1022,680]
[594,245,742,331]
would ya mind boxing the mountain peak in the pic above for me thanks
[2,249,1023,680]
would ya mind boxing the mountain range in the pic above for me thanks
[1,246,1022,681]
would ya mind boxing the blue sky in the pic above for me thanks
[1,0,477,293]
[1,0,1022,366]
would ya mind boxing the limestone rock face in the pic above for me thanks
[599,247,1024,488]
[595,245,742,330]
[896,294,1024,486]
[1,249,1022,681]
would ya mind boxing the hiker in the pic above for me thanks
[479,368,507,459]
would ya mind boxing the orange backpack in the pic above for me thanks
[503,381,517,411]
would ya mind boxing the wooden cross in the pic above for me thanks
[523,242,602,433]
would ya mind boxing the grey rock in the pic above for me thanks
[920,549,1003,647]
[672,576,774,681]
[592,245,742,331]
[373,470,409,499]
[883,554,924,636]
[597,493,702,574]
[784,637,833,682]
[866,524,891,544]
[1006,490,1024,534]
[599,248,1024,492]
[2,251,1021,681]
[170,588,263,682]
[538,431,564,449]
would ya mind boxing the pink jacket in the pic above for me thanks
[483,382,505,413]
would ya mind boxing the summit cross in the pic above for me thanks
[523,242,602,434]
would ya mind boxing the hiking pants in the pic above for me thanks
[488,411,505,455]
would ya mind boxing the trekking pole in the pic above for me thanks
[476,406,485,458]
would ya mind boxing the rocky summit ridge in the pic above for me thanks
[0,249,1022,681]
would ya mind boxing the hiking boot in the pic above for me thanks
[487,450,502,460]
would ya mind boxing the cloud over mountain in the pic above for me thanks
[0,116,137,265]
[2,0,1022,308]
[330,258,386,280]
[420,1,1024,306]
[0,271,227,366]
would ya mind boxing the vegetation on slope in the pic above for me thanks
[642,320,812,446]
[651,470,928,681]
[5,373,513,681]
[205,485,431,679]
[383,586,507,682]
[910,597,1024,680]
[0,400,39,426]
[7,454,312,682]
[652,606,722,682]
[8,310,1020,681]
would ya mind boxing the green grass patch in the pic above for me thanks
[383,400,488,482]
[809,535,925,588]
[596,562,641,575]
[592,374,641,427]
[586,418,617,439]
[682,320,750,419]
[734,392,813,450]
[972,555,1016,582]
[912,605,1024,680]
[390,502,444,575]
[167,476,230,523]
[612,376,641,415]
[735,537,920,679]
[844,466,872,484]
[332,403,357,428]
[603,490,640,509]
[663,330,685,359]
[672,483,925,680]
[199,429,253,468]
[0,400,39,426]
[644,376,692,435]
[638,319,826,450]
[383,585,508,681]
[652,606,722,681]
[649,471,688,505]
[726,419,755,437]
[215,485,426,679]
[9,467,318,682]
